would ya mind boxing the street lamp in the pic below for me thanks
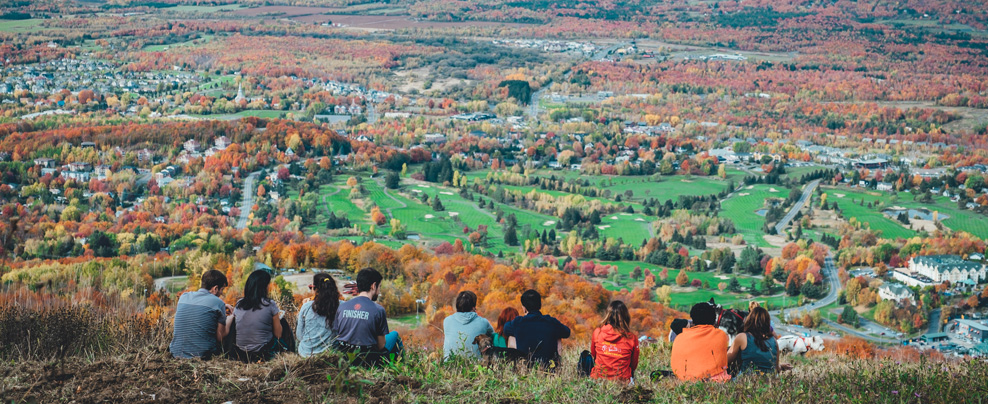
[415,298,426,320]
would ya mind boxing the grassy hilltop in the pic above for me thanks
[0,304,983,404]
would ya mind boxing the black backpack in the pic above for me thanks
[578,350,595,377]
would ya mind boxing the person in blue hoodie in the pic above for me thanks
[442,291,494,360]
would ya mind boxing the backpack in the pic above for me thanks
[578,350,595,377]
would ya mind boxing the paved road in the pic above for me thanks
[822,318,900,344]
[526,42,627,119]
[769,252,901,343]
[768,253,839,317]
[153,275,187,291]
[928,308,942,334]
[774,179,820,235]
[236,171,261,229]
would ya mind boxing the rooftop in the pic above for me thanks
[912,255,984,272]
[955,319,988,332]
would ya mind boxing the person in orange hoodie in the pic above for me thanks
[670,302,731,382]
[589,300,640,382]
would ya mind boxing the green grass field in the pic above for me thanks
[720,184,787,247]
[167,4,245,12]
[143,35,214,52]
[577,259,796,310]
[0,18,44,33]
[191,110,283,120]
[826,188,915,239]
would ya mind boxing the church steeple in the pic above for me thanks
[235,82,245,102]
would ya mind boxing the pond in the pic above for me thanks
[883,208,948,221]
[755,209,768,216]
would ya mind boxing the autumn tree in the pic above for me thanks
[675,270,689,286]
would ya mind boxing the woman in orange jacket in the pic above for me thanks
[589,300,640,382]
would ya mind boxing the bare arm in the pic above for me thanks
[272,314,283,339]
[216,304,235,343]
[376,335,387,350]
[726,333,746,362]
[507,336,517,349]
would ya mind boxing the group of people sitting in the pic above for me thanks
[669,302,787,381]
[170,267,784,383]
[170,267,401,364]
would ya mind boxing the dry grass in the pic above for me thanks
[2,297,986,403]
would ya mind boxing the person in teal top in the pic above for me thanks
[492,307,519,348]
[727,305,781,376]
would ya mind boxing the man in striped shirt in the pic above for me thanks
[169,270,235,359]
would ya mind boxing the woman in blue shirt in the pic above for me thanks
[296,272,340,357]
[727,305,779,376]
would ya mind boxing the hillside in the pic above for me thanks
[1,338,981,403]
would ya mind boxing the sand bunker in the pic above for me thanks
[598,225,611,230]
[738,192,750,196]
[440,191,453,195]
[620,213,632,216]
[635,218,645,222]
[424,214,434,219]
[417,184,431,188]
[412,189,422,193]
[746,186,754,190]
[768,188,779,193]
[834,193,845,198]
[610,216,619,220]
[448,212,459,217]
[543,221,556,226]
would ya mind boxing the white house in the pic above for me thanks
[878,283,914,305]
[909,255,988,284]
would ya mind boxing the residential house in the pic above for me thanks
[183,139,201,153]
[878,283,914,305]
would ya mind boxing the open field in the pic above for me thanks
[293,13,529,29]
[823,187,916,240]
[578,258,796,311]
[0,18,44,33]
[168,4,245,13]
[818,186,988,240]
[190,110,285,120]
[720,184,787,247]
[143,35,215,51]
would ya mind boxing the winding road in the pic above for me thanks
[236,171,261,229]
[774,179,820,235]
[768,252,901,344]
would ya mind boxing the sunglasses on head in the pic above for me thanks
[308,284,314,290]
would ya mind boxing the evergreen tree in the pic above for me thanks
[385,170,400,189]
[504,226,518,246]
[432,196,445,211]
[728,277,741,292]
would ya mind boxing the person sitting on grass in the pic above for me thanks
[169,269,234,360]
[296,272,340,358]
[442,291,495,360]
[333,268,403,362]
[670,302,731,382]
[589,300,640,382]
[231,269,294,362]
[503,289,571,368]
[727,305,784,376]
[493,307,519,348]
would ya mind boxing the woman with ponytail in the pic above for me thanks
[296,272,341,357]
